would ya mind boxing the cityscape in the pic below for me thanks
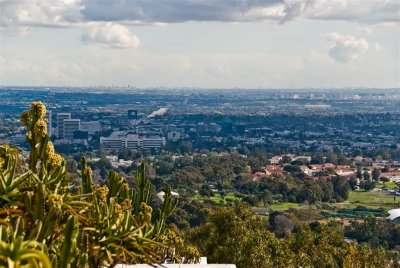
[1,0,399,267]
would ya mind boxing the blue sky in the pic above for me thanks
[0,0,399,88]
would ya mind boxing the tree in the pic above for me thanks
[372,168,381,182]
[186,203,275,268]
[269,212,295,238]
[325,151,338,165]
[198,185,213,198]
[331,176,350,200]
[242,195,259,206]
[187,203,398,268]
[356,165,363,179]
[297,181,323,204]
[259,189,273,205]
[156,160,174,175]
[380,177,390,183]
[179,141,193,154]
[363,170,371,181]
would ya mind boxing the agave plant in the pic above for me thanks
[0,102,199,268]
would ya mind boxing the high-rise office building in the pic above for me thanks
[57,113,71,139]
[63,119,80,140]
[46,110,52,137]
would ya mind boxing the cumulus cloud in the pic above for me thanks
[1,0,398,31]
[325,32,378,63]
[81,23,140,49]
[80,0,283,23]
[80,0,400,24]
[0,0,82,28]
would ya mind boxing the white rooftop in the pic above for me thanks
[388,208,400,221]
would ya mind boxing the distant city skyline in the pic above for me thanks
[1,0,399,89]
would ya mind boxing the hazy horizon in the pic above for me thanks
[1,85,399,92]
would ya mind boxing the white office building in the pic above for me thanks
[100,138,125,151]
[101,133,165,151]
[57,113,71,138]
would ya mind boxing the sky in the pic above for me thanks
[0,0,399,89]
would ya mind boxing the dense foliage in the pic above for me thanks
[153,153,351,206]
[187,203,400,268]
[345,215,400,250]
[0,102,198,267]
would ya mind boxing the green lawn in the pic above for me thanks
[252,203,302,213]
[194,190,399,212]
[343,191,398,210]
[196,192,241,204]
[269,202,302,211]
[375,182,399,190]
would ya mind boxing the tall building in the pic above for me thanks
[63,119,80,140]
[46,110,52,137]
[57,113,71,139]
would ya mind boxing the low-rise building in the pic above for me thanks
[101,132,165,151]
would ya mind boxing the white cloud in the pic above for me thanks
[373,42,382,52]
[81,23,140,49]
[356,26,373,34]
[0,0,82,29]
[80,0,400,24]
[325,32,373,63]
[304,0,400,24]
[1,0,398,32]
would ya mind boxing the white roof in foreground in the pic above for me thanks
[388,209,400,220]
[115,265,236,268]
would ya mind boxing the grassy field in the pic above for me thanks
[194,190,399,215]
[252,203,302,213]
[375,182,399,190]
[209,193,240,204]
[269,202,302,211]
[194,192,241,204]
[342,191,398,210]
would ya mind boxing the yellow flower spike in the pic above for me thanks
[83,167,92,176]
[46,142,55,155]
[139,202,153,223]
[48,193,63,210]
[20,111,31,127]
[25,133,32,143]
[122,183,129,191]
[34,120,47,138]
[31,101,46,119]
[96,185,109,202]
[114,203,123,214]
[48,153,63,167]
[120,198,132,211]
